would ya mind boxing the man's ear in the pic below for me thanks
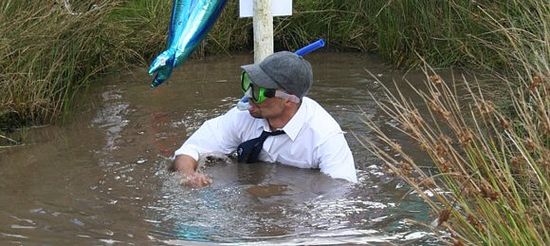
[283,98,299,109]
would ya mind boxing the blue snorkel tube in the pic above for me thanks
[237,39,326,110]
[294,39,325,57]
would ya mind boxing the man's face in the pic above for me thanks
[248,97,286,119]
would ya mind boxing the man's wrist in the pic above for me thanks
[174,155,198,175]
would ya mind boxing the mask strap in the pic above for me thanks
[275,90,300,103]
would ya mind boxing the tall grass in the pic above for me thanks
[0,0,251,134]
[360,0,549,244]
[107,0,251,61]
[381,0,550,69]
[1,0,547,141]
[283,0,549,71]
[362,68,548,244]
[0,0,123,128]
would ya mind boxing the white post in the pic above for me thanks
[253,0,273,63]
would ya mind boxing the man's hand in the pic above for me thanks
[180,172,212,187]
[173,154,212,188]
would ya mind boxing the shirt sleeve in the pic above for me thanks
[174,107,243,161]
[316,132,358,183]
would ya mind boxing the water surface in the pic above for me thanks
[0,53,440,245]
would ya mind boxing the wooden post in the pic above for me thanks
[253,0,273,63]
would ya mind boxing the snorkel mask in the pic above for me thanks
[237,72,300,110]
[236,39,325,111]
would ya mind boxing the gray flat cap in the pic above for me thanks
[241,51,313,98]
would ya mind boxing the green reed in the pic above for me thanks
[0,0,250,134]
[1,0,547,142]
[360,0,549,244]
[362,65,549,245]
[0,1,121,128]
[285,0,548,71]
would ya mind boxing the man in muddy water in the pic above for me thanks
[172,51,357,187]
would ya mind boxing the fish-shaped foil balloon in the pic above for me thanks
[148,0,227,88]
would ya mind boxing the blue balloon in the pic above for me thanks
[149,0,227,88]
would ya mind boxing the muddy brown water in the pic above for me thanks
[0,53,444,245]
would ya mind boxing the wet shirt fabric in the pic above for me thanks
[174,97,357,183]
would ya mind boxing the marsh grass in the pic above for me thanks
[107,0,171,63]
[204,1,252,55]
[0,0,252,135]
[0,1,122,128]
[364,0,549,70]
[0,0,550,129]
[1,0,547,145]
[268,0,549,74]
[362,69,549,244]
[359,0,549,244]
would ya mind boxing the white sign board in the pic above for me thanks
[239,0,292,18]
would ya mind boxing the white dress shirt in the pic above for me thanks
[174,97,357,183]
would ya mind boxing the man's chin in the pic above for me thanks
[248,109,262,118]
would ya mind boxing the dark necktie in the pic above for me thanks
[237,130,285,163]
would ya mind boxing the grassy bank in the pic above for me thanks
[360,0,549,244]
[1,0,547,131]
[0,1,120,131]
[363,66,548,245]
[363,65,549,245]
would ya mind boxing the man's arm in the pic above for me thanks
[316,132,358,183]
[173,154,212,187]
[172,107,245,187]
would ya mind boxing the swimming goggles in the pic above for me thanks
[240,72,300,104]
